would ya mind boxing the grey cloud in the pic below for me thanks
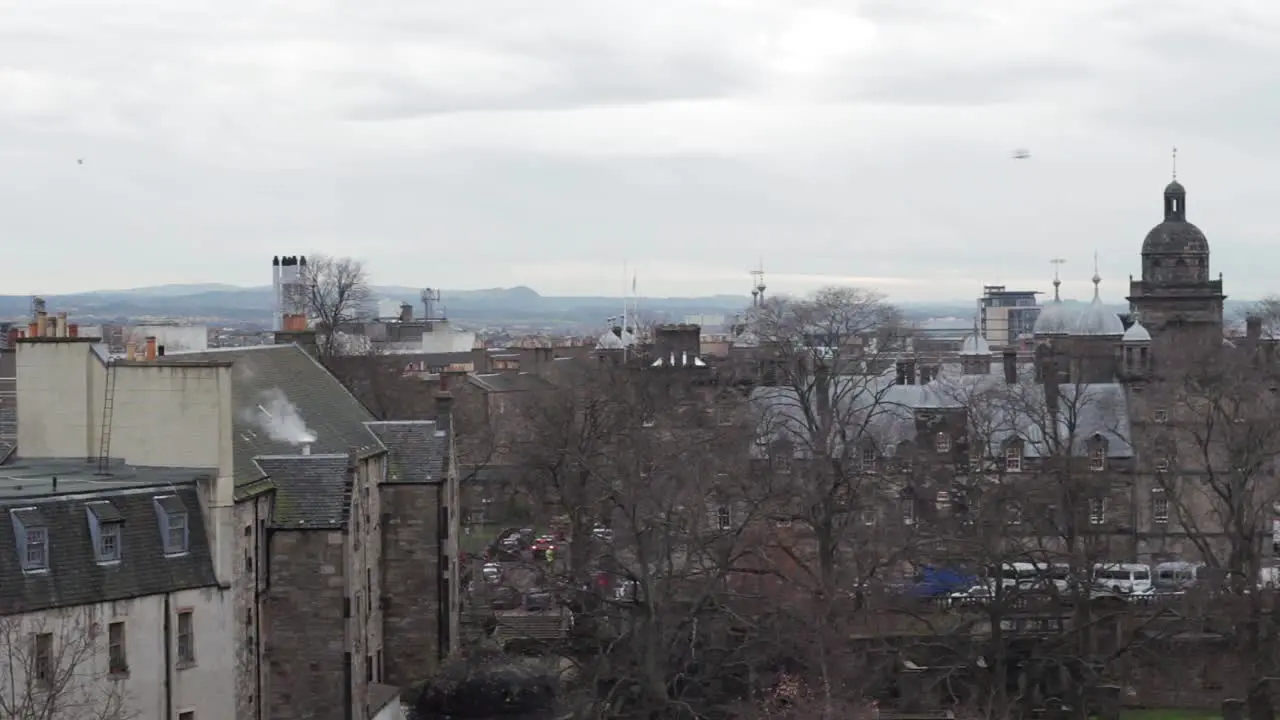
[848,58,1092,107]
[341,44,756,120]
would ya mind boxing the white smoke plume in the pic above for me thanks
[241,388,316,444]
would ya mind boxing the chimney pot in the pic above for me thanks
[68,323,78,338]
[1247,315,1263,341]
[301,444,311,456]
[27,322,38,338]
[126,343,137,361]
[1002,350,1018,384]
[36,312,48,337]
[145,336,158,361]
[158,345,165,357]
[57,312,68,338]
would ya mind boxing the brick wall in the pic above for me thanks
[264,530,348,720]
[380,482,442,687]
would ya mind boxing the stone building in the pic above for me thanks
[2,317,460,720]
[750,174,1274,570]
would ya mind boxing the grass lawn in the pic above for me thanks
[460,523,505,554]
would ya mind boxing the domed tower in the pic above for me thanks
[959,315,992,375]
[1120,313,1152,380]
[1068,262,1125,382]
[1033,268,1075,339]
[1127,157,1226,345]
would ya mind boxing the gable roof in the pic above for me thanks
[365,421,447,483]
[0,485,219,615]
[172,345,384,483]
[253,454,353,529]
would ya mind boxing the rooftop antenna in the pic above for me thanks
[750,259,766,306]
[1092,250,1102,299]
[1171,146,1178,181]
[1049,258,1066,302]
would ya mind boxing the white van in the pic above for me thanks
[989,562,1072,592]
[1153,561,1204,593]
[1093,563,1153,595]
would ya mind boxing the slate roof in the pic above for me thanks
[467,372,555,394]
[752,361,1133,461]
[0,485,219,615]
[365,421,446,483]
[253,454,352,529]
[172,345,384,484]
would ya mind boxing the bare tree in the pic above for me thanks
[0,609,135,720]
[1150,342,1280,716]
[300,253,373,360]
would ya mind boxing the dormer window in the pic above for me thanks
[11,508,49,572]
[860,447,876,472]
[1089,447,1106,472]
[154,495,190,555]
[1004,445,1022,473]
[935,432,951,453]
[87,501,124,564]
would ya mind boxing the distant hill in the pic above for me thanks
[0,285,1259,329]
[0,284,754,328]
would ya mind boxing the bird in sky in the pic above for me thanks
[77,158,84,165]
[1012,149,1031,160]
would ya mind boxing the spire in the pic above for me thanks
[1091,251,1102,301]
[1050,258,1066,302]
[1172,146,1178,182]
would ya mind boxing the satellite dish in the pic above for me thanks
[1012,149,1031,160]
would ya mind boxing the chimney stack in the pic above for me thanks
[68,323,79,338]
[1247,315,1263,341]
[145,336,158,361]
[1002,350,1018,384]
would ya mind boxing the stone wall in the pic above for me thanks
[264,529,349,720]
[380,482,443,687]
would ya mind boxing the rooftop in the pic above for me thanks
[0,457,215,501]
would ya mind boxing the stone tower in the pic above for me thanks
[1126,176,1225,347]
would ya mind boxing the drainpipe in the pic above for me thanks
[164,593,173,720]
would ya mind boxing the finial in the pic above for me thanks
[1050,258,1066,302]
[1172,146,1178,181]
[1092,251,1101,286]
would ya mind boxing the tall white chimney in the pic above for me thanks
[272,256,282,332]
[301,444,311,456]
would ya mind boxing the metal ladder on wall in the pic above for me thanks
[97,361,117,474]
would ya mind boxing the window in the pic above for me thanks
[108,621,128,674]
[99,523,122,562]
[935,490,950,511]
[1152,489,1169,524]
[1089,448,1106,472]
[1004,446,1022,473]
[716,507,731,530]
[1007,502,1023,525]
[774,453,792,474]
[155,496,190,555]
[1156,458,1170,472]
[860,508,876,526]
[860,448,876,472]
[935,433,951,453]
[177,610,195,665]
[33,632,52,684]
[900,496,915,525]
[179,712,195,720]
[24,527,48,570]
[1154,409,1169,424]
[1089,498,1106,525]
[167,512,188,553]
[366,655,374,682]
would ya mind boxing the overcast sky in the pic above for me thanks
[2,1,1277,302]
